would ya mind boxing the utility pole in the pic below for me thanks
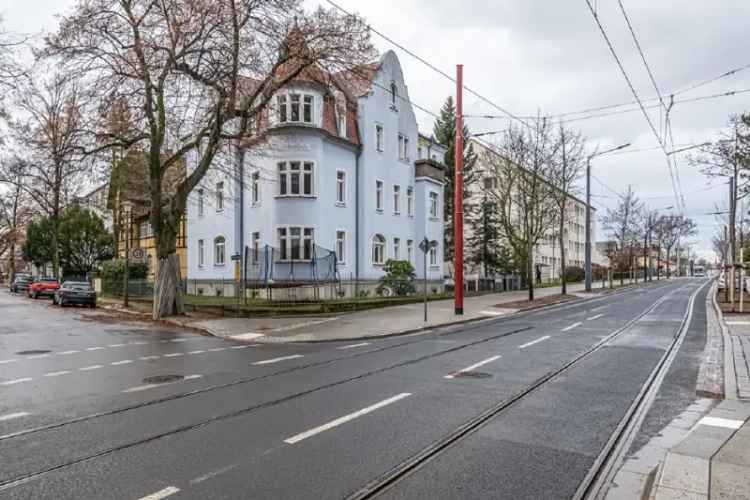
[585,157,592,292]
[454,64,464,315]
[730,176,736,309]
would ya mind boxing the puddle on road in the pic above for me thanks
[15,349,52,355]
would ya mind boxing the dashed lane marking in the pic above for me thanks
[562,322,582,332]
[110,360,133,366]
[138,486,180,500]
[0,412,30,422]
[445,355,501,379]
[587,313,605,321]
[79,365,103,371]
[518,336,551,349]
[84,347,105,352]
[337,342,371,350]
[0,359,18,365]
[163,353,184,358]
[44,371,71,377]
[57,350,80,355]
[699,416,744,429]
[283,393,412,444]
[0,378,33,386]
[253,355,304,365]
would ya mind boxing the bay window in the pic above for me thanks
[278,161,314,196]
[277,93,315,124]
[277,226,314,261]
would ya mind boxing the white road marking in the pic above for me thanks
[44,371,71,377]
[283,393,412,444]
[79,365,103,371]
[337,342,371,350]
[518,336,551,349]
[230,345,250,350]
[0,412,30,422]
[561,322,582,332]
[139,356,161,361]
[138,486,180,500]
[0,359,18,365]
[170,339,189,343]
[107,343,126,348]
[84,347,105,351]
[699,416,744,429]
[726,321,750,325]
[132,341,148,346]
[587,313,605,321]
[163,353,184,358]
[189,464,239,485]
[0,378,33,386]
[188,350,205,355]
[110,360,133,366]
[253,355,304,365]
[445,355,501,379]
[480,310,506,316]
[27,354,51,359]
[122,374,203,393]
[57,350,79,355]
[208,347,226,352]
[231,333,266,341]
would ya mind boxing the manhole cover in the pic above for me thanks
[16,350,51,355]
[142,374,184,384]
[454,371,492,379]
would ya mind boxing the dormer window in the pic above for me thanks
[277,93,315,125]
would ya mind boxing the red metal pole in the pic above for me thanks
[454,64,464,315]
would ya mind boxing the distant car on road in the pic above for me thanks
[27,278,60,299]
[53,281,96,308]
[10,274,31,293]
[693,266,706,277]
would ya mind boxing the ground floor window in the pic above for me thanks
[372,234,386,265]
[278,226,314,261]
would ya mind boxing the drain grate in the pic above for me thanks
[453,371,492,379]
[142,374,184,384]
[16,350,51,355]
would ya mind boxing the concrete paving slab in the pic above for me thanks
[654,485,708,500]
[710,461,750,499]
[671,425,735,459]
[658,453,709,495]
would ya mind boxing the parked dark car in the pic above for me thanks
[53,281,97,308]
[28,277,60,299]
[10,275,31,293]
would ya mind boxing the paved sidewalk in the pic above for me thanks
[723,317,750,399]
[177,281,605,343]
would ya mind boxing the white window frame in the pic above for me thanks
[214,236,226,266]
[336,170,346,205]
[429,245,438,266]
[393,185,401,215]
[393,237,400,260]
[375,179,384,212]
[277,93,315,125]
[398,134,409,161]
[197,188,204,217]
[251,232,261,265]
[276,225,315,262]
[375,124,384,152]
[407,239,414,264]
[372,234,386,266]
[216,182,224,212]
[198,239,205,267]
[407,187,414,217]
[429,191,439,219]
[277,161,315,197]
[251,171,260,205]
[336,230,346,265]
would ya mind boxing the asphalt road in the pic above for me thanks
[0,278,709,499]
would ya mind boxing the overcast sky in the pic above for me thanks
[3,0,749,260]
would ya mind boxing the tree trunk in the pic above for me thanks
[666,249,671,278]
[51,216,60,279]
[528,240,534,301]
[153,253,184,319]
[9,240,16,282]
[559,217,567,295]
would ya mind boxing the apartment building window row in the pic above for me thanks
[371,235,420,267]
[278,161,314,197]
[277,93,314,125]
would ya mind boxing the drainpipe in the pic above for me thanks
[234,140,245,297]
[355,144,362,296]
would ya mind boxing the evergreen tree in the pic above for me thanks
[433,96,478,263]
[467,193,505,274]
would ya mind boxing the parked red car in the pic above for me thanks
[27,278,60,299]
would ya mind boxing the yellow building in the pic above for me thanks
[117,216,188,281]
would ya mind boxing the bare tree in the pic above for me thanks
[603,186,642,284]
[657,215,697,278]
[549,122,585,294]
[712,226,729,265]
[0,158,34,282]
[482,118,558,301]
[45,0,374,318]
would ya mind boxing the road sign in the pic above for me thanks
[231,254,242,261]
[129,248,146,263]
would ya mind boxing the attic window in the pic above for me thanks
[277,93,315,125]
[390,82,397,108]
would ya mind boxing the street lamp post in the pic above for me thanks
[121,201,133,309]
[585,143,631,291]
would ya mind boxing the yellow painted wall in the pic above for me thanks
[117,217,187,280]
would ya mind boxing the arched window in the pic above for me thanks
[214,236,226,266]
[372,234,386,265]
[390,81,397,106]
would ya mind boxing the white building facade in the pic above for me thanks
[186,51,445,296]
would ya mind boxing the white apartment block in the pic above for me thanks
[186,50,446,296]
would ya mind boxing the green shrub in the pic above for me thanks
[377,259,416,296]
[564,265,585,283]
[100,260,149,283]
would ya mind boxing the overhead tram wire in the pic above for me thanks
[322,0,532,130]
[584,0,681,214]
[673,61,750,96]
